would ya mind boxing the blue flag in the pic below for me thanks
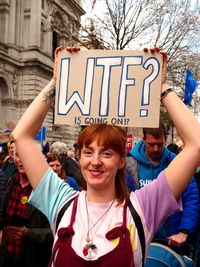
[183,70,198,106]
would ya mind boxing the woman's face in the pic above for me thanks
[79,140,125,190]
[48,159,62,176]
[9,143,15,158]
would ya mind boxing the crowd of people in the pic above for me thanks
[0,46,200,267]
[126,122,200,263]
[0,140,83,267]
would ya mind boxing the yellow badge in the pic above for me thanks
[21,196,28,204]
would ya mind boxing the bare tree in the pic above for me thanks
[81,1,200,72]
[49,0,200,121]
[82,0,158,50]
[81,0,200,52]
[148,0,200,93]
[80,0,200,121]
[79,19,106,49]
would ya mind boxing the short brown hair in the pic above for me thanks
[143,121,168,139]
[46,153,66,180]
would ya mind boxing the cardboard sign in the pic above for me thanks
[0,132,13,143]
[54,50,162,127]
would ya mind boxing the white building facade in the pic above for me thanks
[0,0,85,147]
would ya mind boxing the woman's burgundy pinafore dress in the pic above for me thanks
[49,196,135,267]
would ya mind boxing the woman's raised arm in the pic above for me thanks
[12,47,80,189]
[154,49,200,199]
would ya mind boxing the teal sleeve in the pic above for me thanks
[28,168,77,225]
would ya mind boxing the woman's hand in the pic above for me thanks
[143,47,169,92]
[53,47,81,82]
[53,46,63,82]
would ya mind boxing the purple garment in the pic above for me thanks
[135,171,182,236]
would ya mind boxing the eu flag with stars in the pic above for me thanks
[183,70,198,106]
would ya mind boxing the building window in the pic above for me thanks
[41,0,45,10]
[41,22,45,50]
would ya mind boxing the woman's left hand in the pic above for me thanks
[143,47,168,92]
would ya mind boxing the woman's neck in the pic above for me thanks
[86,187,115,203]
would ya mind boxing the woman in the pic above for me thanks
[12,47,200,267]
[46,152,80,191]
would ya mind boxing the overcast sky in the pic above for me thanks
[81,0,200,121]
[81,0,105,17]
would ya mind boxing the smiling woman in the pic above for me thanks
[12,47,200,267]
[78,124,128,203]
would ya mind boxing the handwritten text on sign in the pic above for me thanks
[54,50,162,127]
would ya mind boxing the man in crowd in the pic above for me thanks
[1,142,16,180]
[126,121,200,258]
[0,169,6,197]
[0,144,53,267]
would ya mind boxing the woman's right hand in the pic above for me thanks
[53,47,80,82]
[53,46,63,82]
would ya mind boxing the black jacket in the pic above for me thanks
[0,174,53,267]
[62,156,84,187]
[0,168,7,197]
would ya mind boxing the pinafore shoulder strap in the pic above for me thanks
[56,197,145,267]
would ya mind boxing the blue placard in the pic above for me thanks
[36,127,46,141]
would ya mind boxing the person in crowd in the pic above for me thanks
[67,147,76,160]
[0,168,7,197]
[0,168,7,221]
[195,164,200,194]
[46,152,80,191]
[126,122,200,259]
[42,141,51,157]
[194,163,200,265]
[0,153,6,168]
[0,144,9,167]
[1,142,16,179]
[11,46,200,267]
[167,143,180,155]
[50,141,84,187]
[0,145,53,267]
[49,141,67,156]
[73,143,79,161]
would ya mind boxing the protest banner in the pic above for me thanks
[54,50,162,127]
[0,132,13,143]
[126,134,133,152]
